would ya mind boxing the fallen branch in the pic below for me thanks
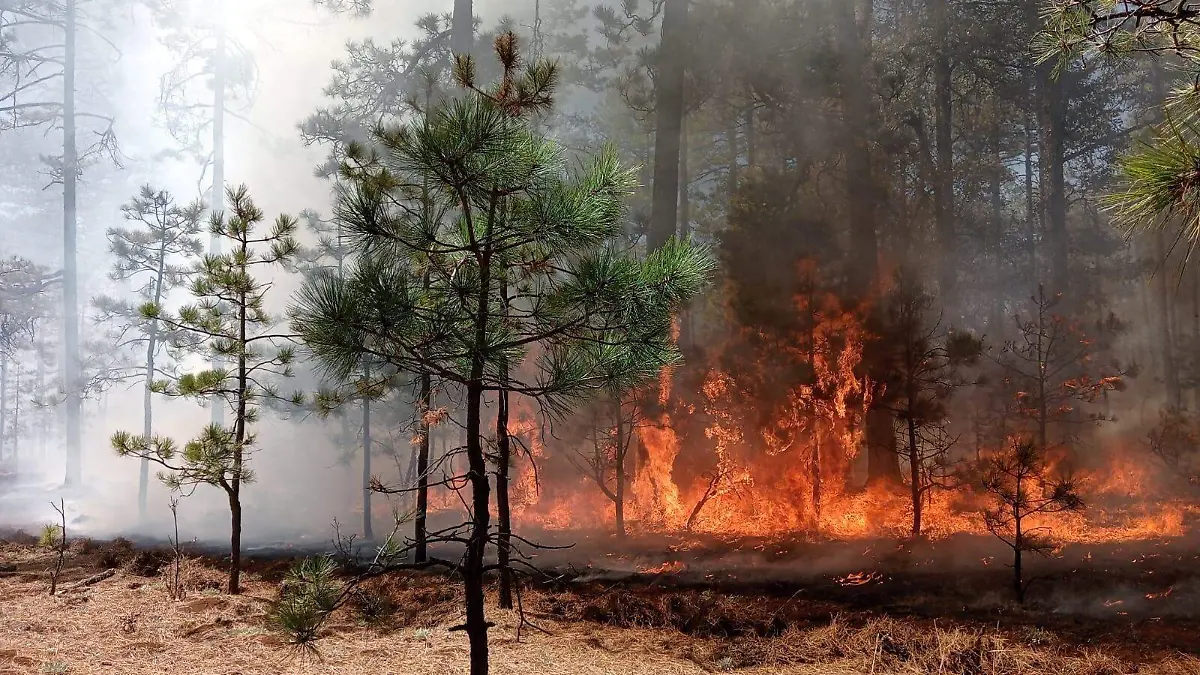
[57,568,116,594]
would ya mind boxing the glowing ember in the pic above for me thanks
[640,561,686,575]
[835,571,884,587]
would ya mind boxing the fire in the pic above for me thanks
[640,561,686,575]
[412,264,1199,550]
[835,571,884,587]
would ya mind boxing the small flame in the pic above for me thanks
[835,571,884,587]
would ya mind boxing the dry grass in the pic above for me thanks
[1,542,1199,675]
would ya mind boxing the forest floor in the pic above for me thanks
[3,533,1200,675]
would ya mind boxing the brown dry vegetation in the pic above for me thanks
[2,536,1200,675]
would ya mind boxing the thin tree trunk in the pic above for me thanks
[907,416,921,538]
[932,0,955,307]
[990,99,1005,331]
[415,373,431,563]
[453,0,473,56]
[677,114,693,348]
[1,351,8,464]
[495,384,513,609]
[727,110,740,208]
[139,336,156,518]
[227,237,249,596]
[35,345,45,460]
[62,0,82,487]
[1024,103,1036,278]
[11,364,19,472]
[210,18,227,428]
[362,395,373,540]
[614,396,627,538]
[647,0,688,251]
[1155,232,1181,407]
[745,104,757,169]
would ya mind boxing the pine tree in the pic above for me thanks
[1,0,121,486]
[877,273,982,537]
[980,438,1084,602]
[111,185,301,594]
[290,33,713,675]
[94,187,205,518]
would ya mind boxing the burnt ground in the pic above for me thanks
[3,525,1200,673]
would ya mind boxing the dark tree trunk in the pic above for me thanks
[648,0,688,251]
[227,239,250,596]
[495,383,514,610]
[415,373,431,563]
[63,0,82,487]
[836,0,897,485]
[228,487,242,594]
[614,396,627,538]
[1155,231,1181,407]
[362,395,373,540]
[907,416,921,538]
[464,379,491,675]
[463,240,493,675]
[932,0,955,306]
[677,114,693,348]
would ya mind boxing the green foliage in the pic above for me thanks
[110,185,301,494]
[980,438,1086,552]
[1041,0,1200,245]
[268,556,343,645]
[293,37,715,414]
[38,523,62,549]
[92,186,206,383]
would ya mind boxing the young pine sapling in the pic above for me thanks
[111,185,302,594]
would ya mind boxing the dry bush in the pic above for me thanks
[126,549,170,577]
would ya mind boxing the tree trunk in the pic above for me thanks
[614,396,627,538]
[227,239,249,596]
[228,486,242,594]
[932,0,955,307]
[210,19,227,428]
[989,99,1005,332]
[727,110,740,208]
[495,385,513,610]
[464,239,493,675]
[907,416,921,538]
[62,0,82,487]
[415,372,431,563]
[1,351,8,464]
[1155,231,1182,407]
[1024,101,1037,278]
[745,104,757,169]
[837,0,896,485]
[1013,493,1024,602]
[464,379,491,675]
[453,0,473,56]
[647,0,687,251]
[362,395,373,540]
[677,114,693,348]
[1036,31,1068,294]
[811,433,821,529]
[138,335,156,518]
